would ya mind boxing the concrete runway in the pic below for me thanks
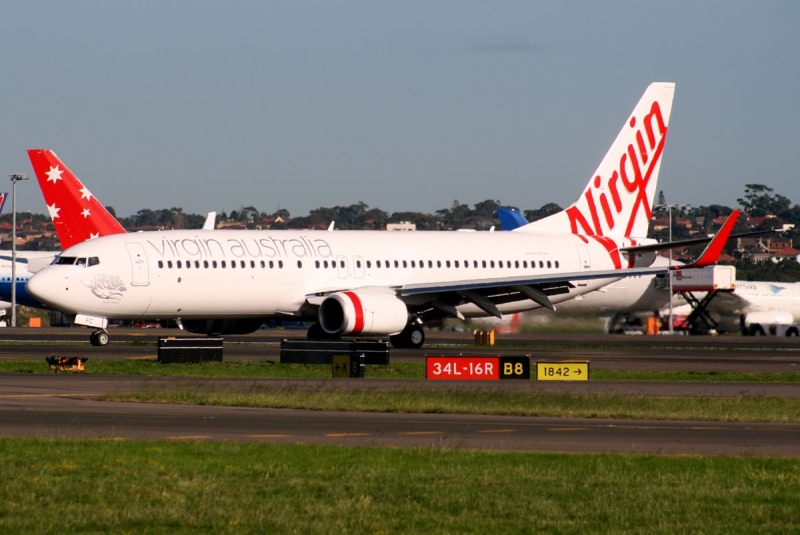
[1,327,800,455]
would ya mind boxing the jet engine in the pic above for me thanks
[318,290,408,336]
[180,319,263,335]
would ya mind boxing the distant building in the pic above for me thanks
[386,221,416,231]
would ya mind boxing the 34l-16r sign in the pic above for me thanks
[426,356,530,380]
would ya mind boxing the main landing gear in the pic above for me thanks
[389,324,425,349]
[306,322,425,349]
[89,330,109,347]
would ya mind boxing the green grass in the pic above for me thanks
[3,358,800,383]
[105,384,800,423]
[0,438,798,534]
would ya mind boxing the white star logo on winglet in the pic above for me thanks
[89,233,99,240]
[46,166,63,183]
[81,208,91,218]
[47,203,61,219]
[79,186,93,201]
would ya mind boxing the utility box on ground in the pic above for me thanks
[158,337,223,363]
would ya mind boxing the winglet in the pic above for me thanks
[27,149,127,250]
[679,210,740,269]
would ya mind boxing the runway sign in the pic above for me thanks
[535,361,589,381]
[426,356,530,380]
[332,354,365,378]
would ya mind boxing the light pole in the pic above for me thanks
[656,202,691,334]
[7,173,29,327]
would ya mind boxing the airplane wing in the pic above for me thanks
[305,209,740,320]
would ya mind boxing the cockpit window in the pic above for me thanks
[54,256,100,267]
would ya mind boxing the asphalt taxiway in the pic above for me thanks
[1,328,799,455]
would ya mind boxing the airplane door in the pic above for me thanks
[126,243,150,286]
[576,245,591,271]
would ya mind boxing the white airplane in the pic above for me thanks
[30,82,738,347]
[670,280,800,335]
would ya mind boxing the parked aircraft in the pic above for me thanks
[29,82,727,347]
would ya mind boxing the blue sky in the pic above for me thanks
[2,1,798,218]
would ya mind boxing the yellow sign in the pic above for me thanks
[536,361,589,381]
[332,355,352,378]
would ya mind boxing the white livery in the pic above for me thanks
[27,83,678,347]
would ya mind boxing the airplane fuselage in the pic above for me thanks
[27,228,651,323]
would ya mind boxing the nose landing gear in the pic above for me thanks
[89,330,109,346]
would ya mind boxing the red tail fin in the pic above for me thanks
[27,149,126,250]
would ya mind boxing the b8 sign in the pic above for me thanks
[425,356,530,380]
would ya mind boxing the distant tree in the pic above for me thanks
[524,203,562,222]
[737,184,791,217]
[472,199,502,218]
[133,209,157,227]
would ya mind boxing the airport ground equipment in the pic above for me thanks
[657,266,737,334]
[157,337,223,363]
[46,356,88,372]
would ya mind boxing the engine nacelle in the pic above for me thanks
[318,290,408,336]
[180,319,263,335]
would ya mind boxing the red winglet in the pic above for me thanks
[27,149,127,250]
[680,210,740,269]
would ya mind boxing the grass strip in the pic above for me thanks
[1,438,799,534]
[103,384,800,423]
[3,358,800,383]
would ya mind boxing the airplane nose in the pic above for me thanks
[26,270,57,304]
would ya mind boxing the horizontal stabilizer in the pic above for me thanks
[679,210,740,269]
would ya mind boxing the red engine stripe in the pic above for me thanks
[343,291,364,334]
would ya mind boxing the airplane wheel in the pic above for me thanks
[749,324,766,336]
[307,323,338,340]
[90,330,109,346]
[390,325,425,349]
[406,325,425,349]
